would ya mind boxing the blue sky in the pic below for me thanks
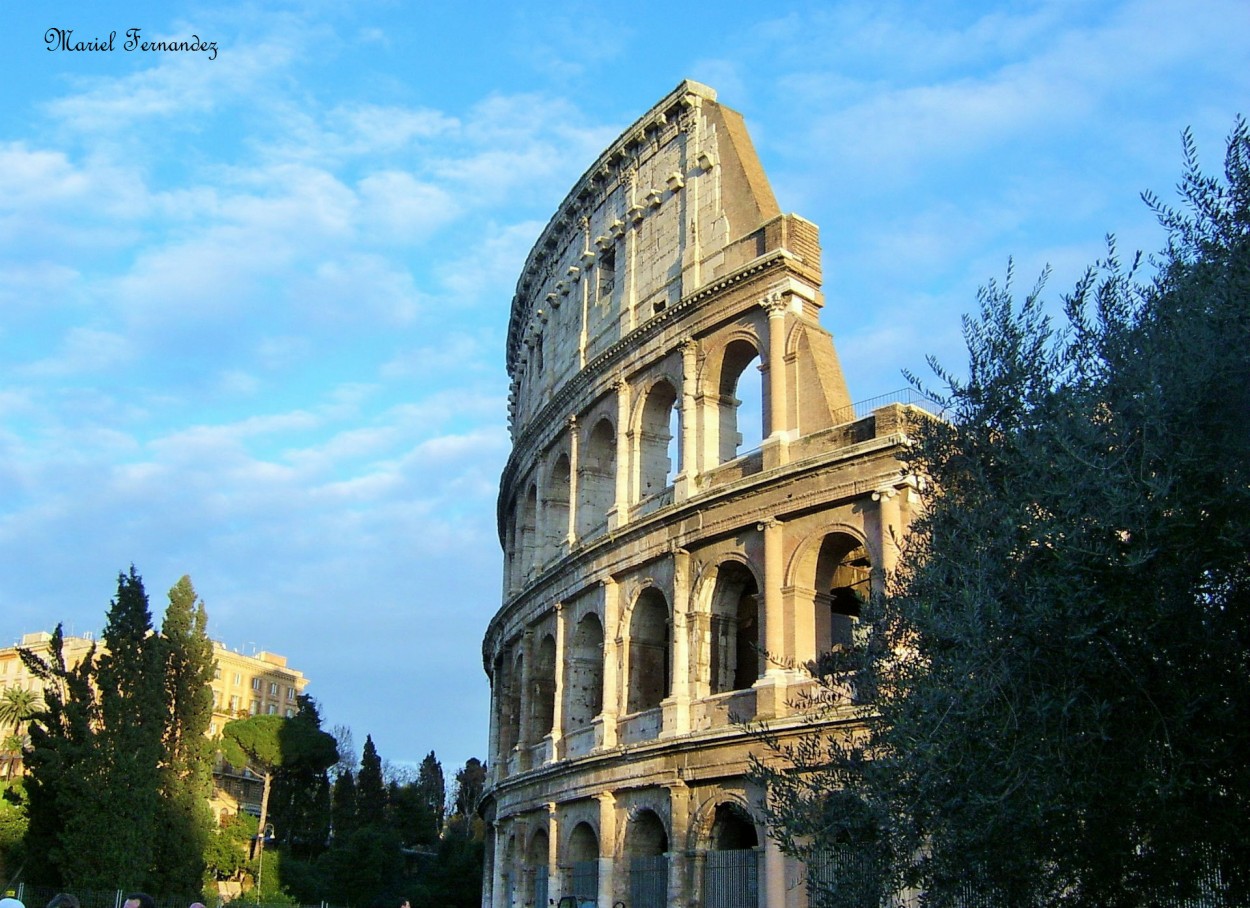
[1,0,1246,776]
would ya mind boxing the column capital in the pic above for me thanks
[759,289,788,316]
[756,516,781,532]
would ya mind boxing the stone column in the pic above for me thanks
[675,337,698,501]
[566,416,580,546]
[763,834,786,908]
[517,630,535,761]
[873,486,902,576]
[546,804,562,908]
[755,517,787,717]
[760,289,791,472]
[609,378,630,529]
[623,166,640,330]
[597,792,618,908]
[667,781,691,908]
[761,290,790,438]
[492,823,509,908]
[600,577,620,748]
[551,602,566,758]
[666,547,692,735]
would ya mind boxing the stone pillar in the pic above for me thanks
[546,804,562,908]
[755,517,787,717]
[609,378,630,530]
[487,658,503,783]
[665,548,692,735]
[667,781,691,908]
[578,218,591,369]
[551,602,566,759]
[760,290,791,470]
[624,166,640,331]
[675,337,698,501]
[597,792,618,908]
[600,577,620,748]
[873,486,902,576]
[678,96,702,295]
[518,629,535,755]
[492,823,509,908]
[566,416,580,546]
[763,834,786,908]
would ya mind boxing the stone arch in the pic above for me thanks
[789,526,875,660]
[577,417,615,538]
[546,451,571,557]
[626,587,671,714]
[696,798,762,908]
[623,808,670,908]
[624,807,669,855]
[705,559,761,694]
[530,633,557,741]
[519,482,539,580]
[528,826,552,908]
[634,376,680,499]
[495,648,521,760]
[702,335,764,463]
[565,613,604,730]
[566,821,601,903]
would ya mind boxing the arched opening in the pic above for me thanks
[495,651,520,761]
[625,810,670,908]
[708,562,760,694]
[577,418,615,539]
[519,483,538,580]
[703,803,760,908]
[567,822,600,904]
[565,614,604,730]
[528,828,551,908]
[627,588,670,714]
[718,340,763,463]
[504,495,518,591]
[530,634,557,742]
[510,651,524,749]
[546,453,571,557]
[638,380,679,499]
[814,533,872,652]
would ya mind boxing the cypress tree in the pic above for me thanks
[151,576,217,896]
[89,566,167,891]
[355,735,387,828]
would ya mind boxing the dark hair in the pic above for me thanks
[46,896,81,908]
[126,895,156,908]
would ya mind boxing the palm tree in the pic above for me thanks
[0,685,43,779]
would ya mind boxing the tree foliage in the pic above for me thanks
[756,120,1250,908]
[152,576,218,896]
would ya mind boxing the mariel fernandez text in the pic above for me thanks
[45,27,218,61]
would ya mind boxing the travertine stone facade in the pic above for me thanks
[482,82,923,908]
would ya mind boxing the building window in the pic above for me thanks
[252,677,262,690]
[233,672,242,686]
[269,681,279,695]
[209,722,217,735]
[229,695,240,711]
[250,700,260,714]
[287,686,296,701]
[214,665,221,680]
[267,703,277,715]
[285,708,295,718]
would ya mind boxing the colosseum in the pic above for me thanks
[481,81,923,908]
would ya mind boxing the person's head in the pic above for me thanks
[123,894,155,908]
[399,900,410,908]
[46,896,80,908]
[190,902,206,908]
[1,897,26,908]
